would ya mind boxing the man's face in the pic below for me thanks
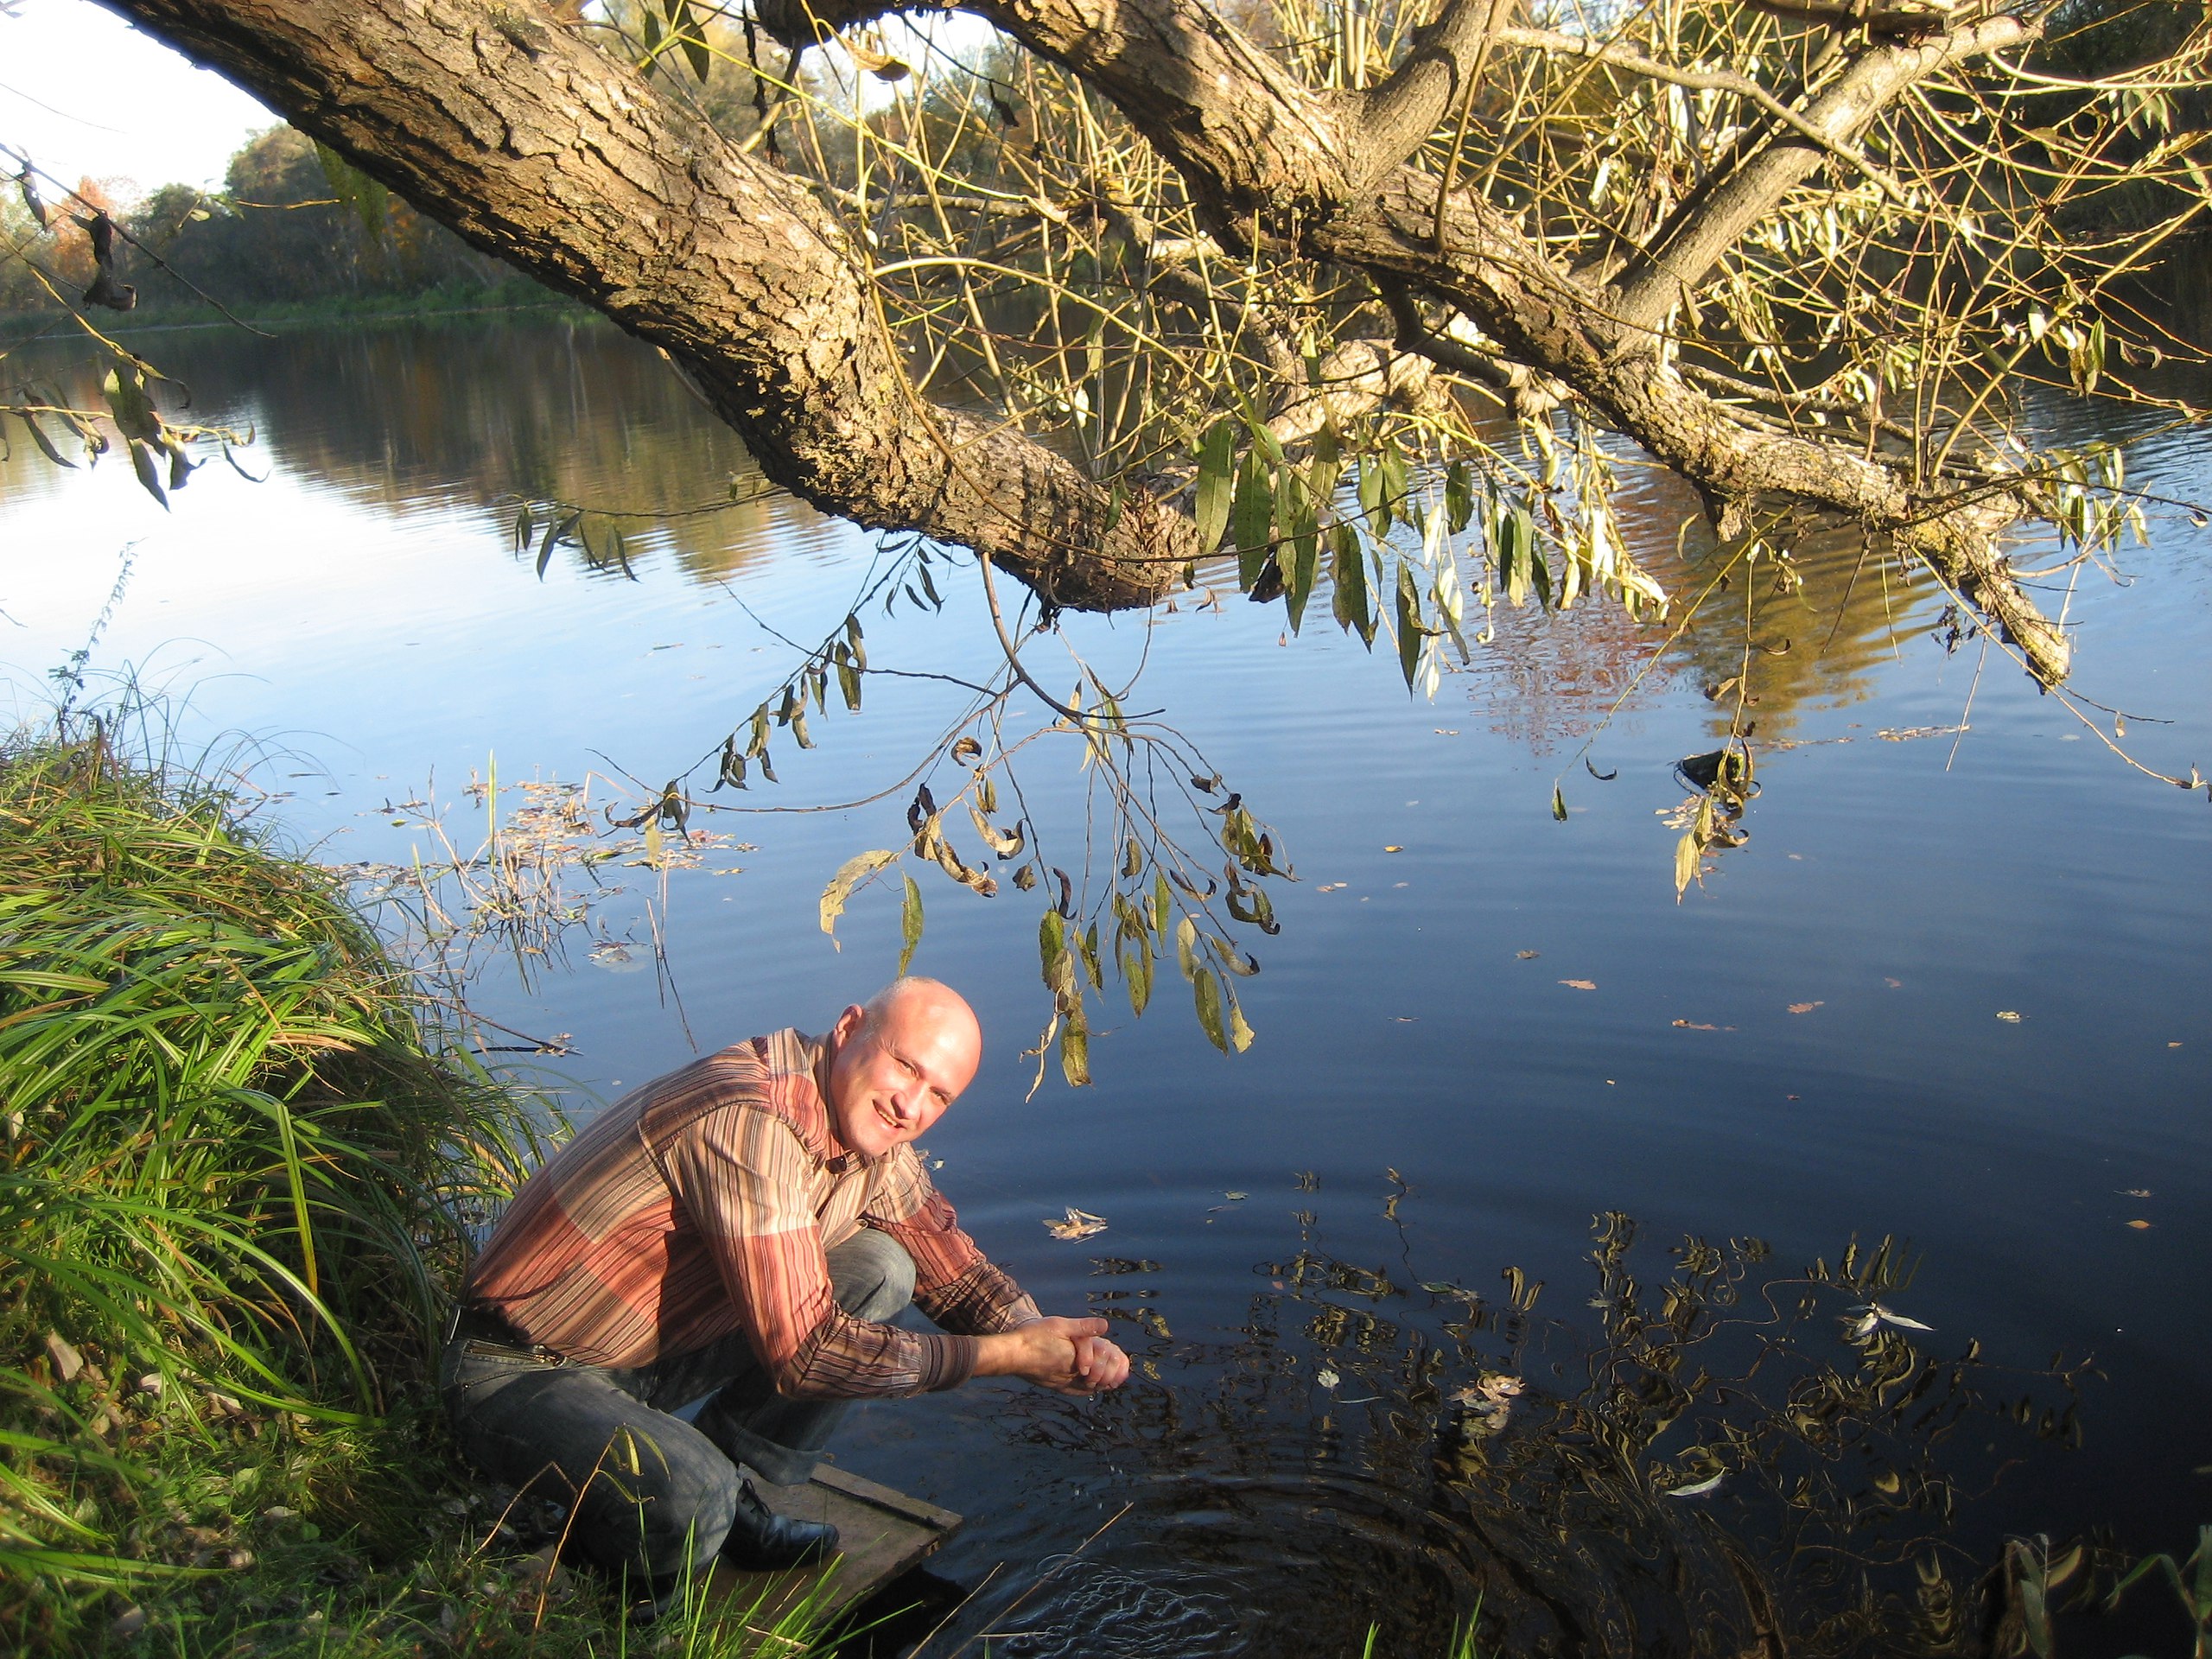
[825,989,981,1159]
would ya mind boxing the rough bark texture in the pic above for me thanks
[94,0,1194,613]
[96,0,2069,683]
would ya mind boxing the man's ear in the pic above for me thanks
[830,1002,867,1045]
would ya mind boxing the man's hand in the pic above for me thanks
[975,1317,1130,1394]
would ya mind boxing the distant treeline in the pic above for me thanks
[0,126,562,321]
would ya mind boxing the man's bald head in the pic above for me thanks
[824,978,982,1158]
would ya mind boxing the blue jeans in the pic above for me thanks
[440,1229,916,1580]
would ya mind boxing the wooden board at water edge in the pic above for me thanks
[700,1465,961,1637]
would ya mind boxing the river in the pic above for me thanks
[2,315,2206,1656]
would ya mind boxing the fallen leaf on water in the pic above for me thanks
[1847,1302,1935,1338]
[1045,1206,1109,1240]
[1315,1366,1340,1389]
[2126,1219,2153,1230]
[1319,882,1348,892]
[1673,1020,1721,1031]
[2120,1188,2152,1198]
[1996,1010,2023,1022]
[1666,1472,1726,1498]
[1560,979,1597,991]
[1382,845,1403,853]
[1885,977,1903,988]
[1516,950,1540,960]
[1787,1001,1823,1014]
[1223,1192,1248,1200]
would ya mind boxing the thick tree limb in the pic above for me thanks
[93,0,1196,613]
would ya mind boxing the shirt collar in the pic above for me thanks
[804,1027,868,1174]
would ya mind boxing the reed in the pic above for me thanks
[0,716,824,1654]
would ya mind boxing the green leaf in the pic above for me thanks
[1039,910,1077,1000]
[1175,914,1200,982]
[1446,459,1474,534]
[1674,830,1699,899]
[1396,562,1423,690]
[99,365,162,445]
[1079,921,1103,990]
[1282,477,1319,634]
[1193,417,1236,551]
[1192,967,1228,1053]
[821,850,900,946]
[1331,523,1374,645]
[1357,454,1387,534]
[1523,509,1550,607]
[1552,785,1568,822]
[124,438,168,509]
[897,874,924,976]
[16,410,74,469]
[1232,450,1273,591]
[1059,1011,1091,1087]
[1154,870,1173,937]
[1120,932,1154,1017]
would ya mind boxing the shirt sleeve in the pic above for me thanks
[658,1106,978,1398]
[864,1147,1043,1336]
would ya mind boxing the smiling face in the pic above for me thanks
[824,979,982,1159]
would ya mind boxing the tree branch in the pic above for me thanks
[1608,13,2037,339]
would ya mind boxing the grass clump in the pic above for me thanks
[0,722,829,1656]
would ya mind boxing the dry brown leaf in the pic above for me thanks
[1787,1001,1823,1014]
[1559,979,1597,991]
[2126,1218,2152,1230]
[1044,1206,1109,1241]
[1672,1020,1721,1031]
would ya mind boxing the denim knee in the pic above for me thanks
[829,1230,915,1323]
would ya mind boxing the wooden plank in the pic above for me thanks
[699,1471,960,1638]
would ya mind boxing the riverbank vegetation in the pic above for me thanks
[0,717,819,1655]
[0,125,568,329]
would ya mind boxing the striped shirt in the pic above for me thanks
[462,1029,1039,1396]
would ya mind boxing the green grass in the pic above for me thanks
[0,715,830,1656]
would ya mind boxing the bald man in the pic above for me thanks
[442,979,1128,1605]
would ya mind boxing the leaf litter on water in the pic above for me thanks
[1044,1206,1109,1240]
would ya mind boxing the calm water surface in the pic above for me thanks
[2,319,2207,1656]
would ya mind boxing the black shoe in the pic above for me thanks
[721,1478,838,1570]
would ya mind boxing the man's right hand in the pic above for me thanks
[975,1317,1128,1394]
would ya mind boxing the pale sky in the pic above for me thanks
[0,0,275,199]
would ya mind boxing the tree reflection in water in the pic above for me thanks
[951,1208,2088,1659]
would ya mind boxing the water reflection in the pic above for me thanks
[923,1206,2087,1659]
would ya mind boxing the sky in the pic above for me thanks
[1,0,275,198]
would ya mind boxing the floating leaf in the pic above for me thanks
[1045,1206,1109,1240]
[1666,1472,1725,1498]
[1787,1001,1823,1014]
[1996,1010,2023,1022]
[1559,979,1597,991]
[819,849,899,946]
